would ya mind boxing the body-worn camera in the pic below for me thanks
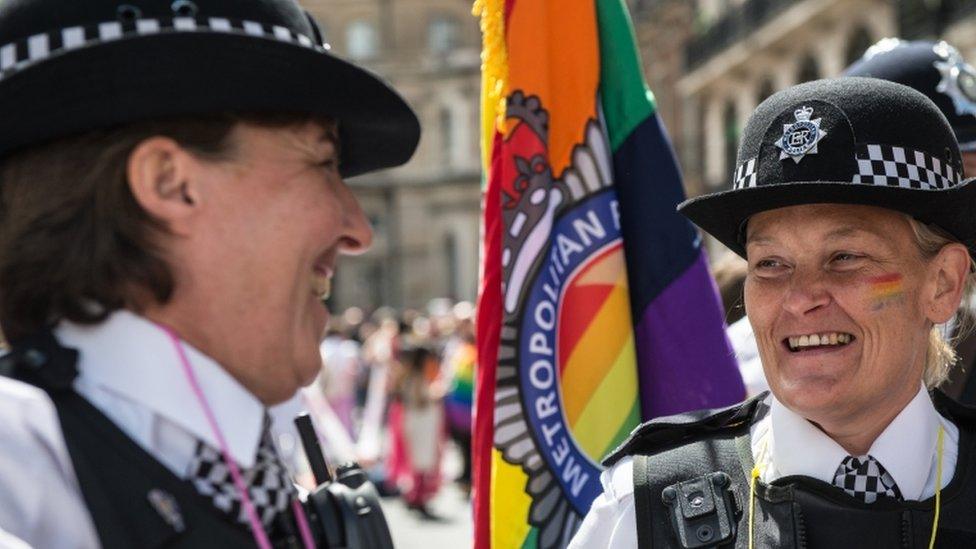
[661,472,737,548]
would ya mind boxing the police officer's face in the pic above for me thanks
[181,121,372,403]
[744,204,954,428]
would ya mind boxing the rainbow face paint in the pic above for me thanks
[868,273,904,311]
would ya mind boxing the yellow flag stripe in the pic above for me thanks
[490,448,533,548]
[569,337,638,460]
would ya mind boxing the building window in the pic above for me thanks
[428,16,459,54]
[723,101,738,184]
[756,77,775,105]
[346,20,378,60]
[797,54,820,83]
[444,232,459,300]
[440,106,454,167]
[845,25,874,66]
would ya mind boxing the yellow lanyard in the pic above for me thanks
[747,425,945,549]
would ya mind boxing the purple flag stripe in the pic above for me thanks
[634,251,746,419]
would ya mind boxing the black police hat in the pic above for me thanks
[845,39,976,151]
[0,0,420,177]
[678,77,976,257]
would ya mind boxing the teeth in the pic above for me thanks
[788,332,853,351]
[312,273,332,300]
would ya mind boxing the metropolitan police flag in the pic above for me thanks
[472,0,746,547]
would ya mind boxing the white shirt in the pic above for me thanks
[0,311,278,549]
[568,386,959,548]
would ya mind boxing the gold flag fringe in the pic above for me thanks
[472,0,509,170]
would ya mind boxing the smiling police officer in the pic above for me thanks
[570,77,976,548]
[0,1,418,548]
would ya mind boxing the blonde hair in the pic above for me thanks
[908,219,976,388]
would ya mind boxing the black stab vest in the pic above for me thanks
[0,332,302,549]
[605,392,976,549]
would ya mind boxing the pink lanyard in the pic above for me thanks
[159,324,317,549]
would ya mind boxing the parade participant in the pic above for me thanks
[0,0,419,547]
[570,77,976,547]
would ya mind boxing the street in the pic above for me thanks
[380,446,473,548]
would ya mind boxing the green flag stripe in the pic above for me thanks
[600,398,641,459]
[596,0,656,153]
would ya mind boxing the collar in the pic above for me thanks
[769,385,939,500]
[56,310,266,469]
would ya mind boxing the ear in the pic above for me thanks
[126,136,200,237]
[925,242,971,324]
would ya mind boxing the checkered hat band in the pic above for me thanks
[733,157,758,190]
[832,454,903,504]
[0,16,323,81]
[853,143,961,190]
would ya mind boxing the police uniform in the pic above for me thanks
[0,0,419,547]
[569,77,976,548]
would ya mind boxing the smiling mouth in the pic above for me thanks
[785,332,855,352]
[311,271,332,301]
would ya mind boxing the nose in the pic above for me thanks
[782,268,831,317]
[336,178,373,255]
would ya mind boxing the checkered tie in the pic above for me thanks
[832,455,903,503]
[187,416,295,527]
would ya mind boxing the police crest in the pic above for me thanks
[494,90,635,548]
[775,105,827,163]
[933,41,976,118]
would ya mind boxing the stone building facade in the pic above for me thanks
[305,0,976,310]
[302,0,484,311]
[632,0,976,255]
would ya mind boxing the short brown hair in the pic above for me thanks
[0,113,332,342]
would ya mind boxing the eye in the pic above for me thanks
[750,257,790,277]
[316,155,339,172]
[829,251,865,269]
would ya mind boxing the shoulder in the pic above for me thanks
[568,457,638,548]
[934,390,976,429]
[0,375,64,444]
[0,376,96,544]
[0,375,75,482]
[602,393,766,467]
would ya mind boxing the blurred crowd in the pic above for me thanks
[297,299,477,519]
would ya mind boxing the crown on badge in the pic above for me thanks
[794,106,814,121]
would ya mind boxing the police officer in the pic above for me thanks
[570,77,976,547]
[846,39,976,176]
[0,0,418,547]
[728,39,976,400]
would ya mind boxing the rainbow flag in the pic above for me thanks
[472,0,746,547]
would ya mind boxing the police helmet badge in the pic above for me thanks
[933,41,976,118]
[775,105,828,163]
